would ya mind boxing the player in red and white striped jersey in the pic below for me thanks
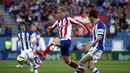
[36,7,90,72]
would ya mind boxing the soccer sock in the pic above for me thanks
[43,42,55,56]
[68,60,78,69]
[35,56,42,65]
[27,60,33,68]
[32,60,38,70]
[89,66,100,73]
[76,63,85,72]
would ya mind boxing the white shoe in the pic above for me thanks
[16,65,23,68]
[34,69,38,73]
[30,67,33,72]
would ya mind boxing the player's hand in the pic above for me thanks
[85,44,92,50]
[81,43,88,52]
[81,43,87,48]
[82,48,87,52]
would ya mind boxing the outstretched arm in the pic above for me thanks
[17,34,21,49]
[48,20,59,32]
[68,17,91,33]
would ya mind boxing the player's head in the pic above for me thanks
[30,25,37,32]
[19,22,27,32]
[88,9,98,23]
[57,7,65,18]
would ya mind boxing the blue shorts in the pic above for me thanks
[60,40,71,56]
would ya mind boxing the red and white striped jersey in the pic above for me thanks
[51,17,89,40]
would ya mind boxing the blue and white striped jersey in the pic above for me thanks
[30,31,40,46]
[17,31,32,50]
[92,21,106,51]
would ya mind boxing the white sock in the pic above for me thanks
[89,66,100,73]
[34,69,38,73]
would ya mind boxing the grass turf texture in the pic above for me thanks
[0,60,130,73]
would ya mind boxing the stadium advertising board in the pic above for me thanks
[0,37,130,61]
[10,37,130,51]
[0,51,130,61]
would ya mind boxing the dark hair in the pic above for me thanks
[88,10,98,18]
[18,22,27,31]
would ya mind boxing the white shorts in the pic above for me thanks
[21,49,34,59]
[88,47,103,63]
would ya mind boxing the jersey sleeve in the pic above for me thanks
[51,20,59,31]
[68,17,90,33]
[17,33,21,48]
[17,33,20,41]
[97,23,105,35]
[36,31,40,38]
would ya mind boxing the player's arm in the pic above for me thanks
[89,35,102,47]
[82,35,102,51]
[48,20,59,32]
[17,33,21,49]
[83,23,105,51]
[36,32,40,48]
[68,17,91,33]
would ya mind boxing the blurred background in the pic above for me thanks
[0,0,130,73]
[0,0,130,62]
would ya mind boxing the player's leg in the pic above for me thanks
[75,53,92,73]
[60,40,79,69]
[87,48,102,73]
[27,50,40,73]
[36,38,60,58]
[87,62,100,73]
[62,56,78,69]
[75,48,102,73]
[34,55,42,66]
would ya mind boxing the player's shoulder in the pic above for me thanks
[17,32,21,36]
[17,32,21,34]
[36,31,40,35]
[97,21,105,27]
[25,30,32,36]
[67,16,73,20]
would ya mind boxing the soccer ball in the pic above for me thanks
[17,54,26,63]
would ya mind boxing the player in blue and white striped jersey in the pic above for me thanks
[75,10,106,73]
[16,23,39,73]
[30,25,42,66]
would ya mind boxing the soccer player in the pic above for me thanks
[75,10,106,73]
[36,7,90,72]
[16,23,39,73]
[30,25,42,66]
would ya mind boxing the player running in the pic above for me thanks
[30,25,42,66]
[16,23,39,73]
[75,10,106,73]
[36,7,90,72]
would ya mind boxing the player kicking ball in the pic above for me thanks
[75,10,106,73]
[36,6,90,73]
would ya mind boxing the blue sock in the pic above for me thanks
[89,66,100,73]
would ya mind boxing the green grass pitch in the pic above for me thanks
[0,60,130,73]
